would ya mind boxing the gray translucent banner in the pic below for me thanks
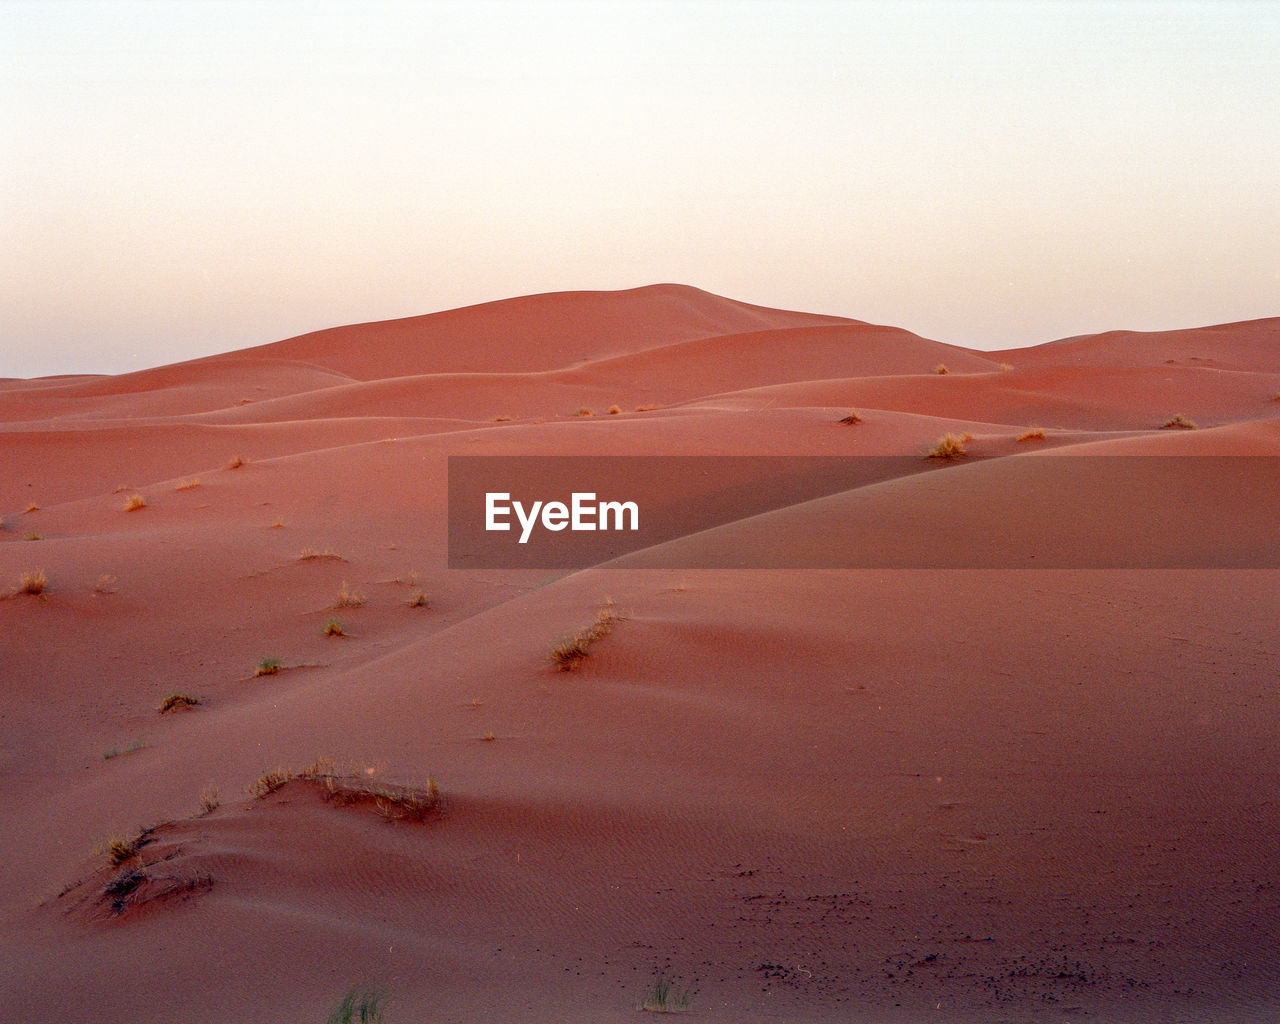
[447,455,1279,569]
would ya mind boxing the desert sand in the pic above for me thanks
[2,284,1278,1022]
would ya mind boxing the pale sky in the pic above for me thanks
[3,0,1278,378]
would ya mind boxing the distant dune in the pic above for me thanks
[2,285,1278,1023]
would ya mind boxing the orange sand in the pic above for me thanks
[2,284,1278,1022]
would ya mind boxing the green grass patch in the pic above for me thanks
[641,974,694,1013]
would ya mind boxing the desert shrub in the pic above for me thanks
[926,432,970,459]
[105,826,154,866]
[1016,428,1045,442]
[933,363,949,375]
[838,411,862,425]
[303,764,440,822]
[324,619,347,637]
[1159,415,1197,430]
[299,548,346,562]
[550,635,590,668]
[122,494,147,511]
[18,568,47,595]
[106,837,139,866]
[249,764,440,823]
[249,769,292,797]
[158,693,200,713]
[334,583,365,608]
[255,657,283,677]
[550,600,618,671]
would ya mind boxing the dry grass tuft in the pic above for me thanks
[225,455,245,470]
[480,730,496,742]
[254,657,283,677]
[406,591,429,608]
[838,411,862,425]
[1016,428,1046,442]
[22,532,42,542]
[313,772,440,822]
[635,404,658,412]
[550,600,619,671]
[100,862,212,917]
[999,362,1015,371]
[106,830,152,867]
[249,769,291,797]
[198,789,221,815]
[94,574,117,594]
[105,837,135,865]
[323,618,347,637]
[575,407,595,417]
[18,568,47,595]
[926,432,970,459]
[122,493,147,512]
[492,415,512,422]
[608,405,623,415]
[334,583,365,608]
[24,503,39,514]
[158,693,200,713]
[174,477,201,491]
[255,763,442,823]
[550,635,591,667]
[933,363,949,375]
[1159,415,1198,430]
[299,548,346,562]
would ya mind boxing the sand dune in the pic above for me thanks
[235,283,857,379]
[995,317,1280,372]
[2,286,1278,1023]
